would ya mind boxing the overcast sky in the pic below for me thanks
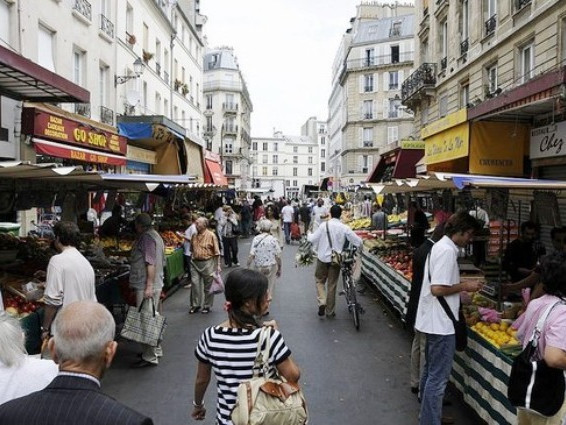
[200,0,364,138]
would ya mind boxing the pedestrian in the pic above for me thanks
[191,268,301,425]
[248,219,282,307]
[410,201,429,248]
[307,205,363,318]
[0,313,58,405]
[189,217,221,315]
[178,214,198,289]
[281,200,295,245]
[515,251,566,425]
[0,301,154,425]
[361,195,372,218]
[41,221,96,343]
[371,203,388,232]
[299,201,312,233]
[415,211,483,425]
[129,213,166,368]
[98,204,125,237]
[252,197,265,230]
[265,204,284,248]
[240,199,253,237]
[220,206,240,267]
[311,198,328,232]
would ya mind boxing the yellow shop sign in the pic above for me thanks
[425,123,469,165]
[421,109,468,139]
[400,140,425,150]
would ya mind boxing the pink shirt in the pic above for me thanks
[517,294,566,359]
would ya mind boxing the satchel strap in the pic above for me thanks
[252,327,271,378]
[137,297,157,317]
[530,299,566,347]
[325,222,334,250]
[426,253,458,324]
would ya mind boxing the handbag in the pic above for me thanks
[231,327,308,425]
[120,298,167,347]
[209,271,225,294]
[507,300,566,417]
[427,254,467,351]
[325,222,342,267]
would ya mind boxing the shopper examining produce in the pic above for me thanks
[502,221,545,283]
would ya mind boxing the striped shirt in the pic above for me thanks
[191,229,220,260]
[195,326,291,425]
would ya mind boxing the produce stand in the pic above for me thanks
[164,247,184,289]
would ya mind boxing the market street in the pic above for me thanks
[103,237,480,425]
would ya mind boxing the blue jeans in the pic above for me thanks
[283,222,292,243]
[419,333,455,425]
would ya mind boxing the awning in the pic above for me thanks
[34,138,127,166]
[204,159,228,186]
[0,45,89,103]
[392,149,424,179]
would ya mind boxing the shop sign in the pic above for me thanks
[22,107,127,156]
[425,123,469,165]
[421,109,467,139]
[530,122,566,160]
[400,140,425,150]
[34,139,126,166]
[127,145,157,164]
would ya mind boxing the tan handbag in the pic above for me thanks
[325,223,342,267]
[231,328,308,425]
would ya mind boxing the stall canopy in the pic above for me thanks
[0,45,89,103]
[204,160,228,185]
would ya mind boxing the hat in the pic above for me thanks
[135,213,152,227]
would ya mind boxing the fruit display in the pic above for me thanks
[160,230,184,248]
[3,292,42,318]
[99,237,134,252]
[0,233,21,250]
[380,251,413,281]
[470,321,520,349]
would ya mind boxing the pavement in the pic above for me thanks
[103,236,482,425]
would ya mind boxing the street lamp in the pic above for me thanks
[114,57,145,86]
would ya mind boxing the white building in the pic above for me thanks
[203,46,253,188]
[301,117,328,183]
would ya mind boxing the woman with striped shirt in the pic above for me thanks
[191,268,301,424]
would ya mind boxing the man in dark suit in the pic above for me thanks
[0,301,153,425]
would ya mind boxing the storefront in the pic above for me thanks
[368,140,425,183]
[530,120,566,180]
[203,150,228,186]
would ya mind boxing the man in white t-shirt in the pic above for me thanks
[178,214,198,288]
[281,200,295,245]
[415,212,483,425]
[311,198,328,232]
[41,221,96,342]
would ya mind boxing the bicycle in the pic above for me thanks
[340,246,364,330]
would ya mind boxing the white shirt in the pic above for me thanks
[44,247,96,307]
[307,218,362,263]
[414,235,461,335]
[281,205,295,223]
[0,357,58,405]
[312,205,328,224]
[469,207,490,228]
[214,207,224,222]
[183,223,197,256]
[250,234,281,267]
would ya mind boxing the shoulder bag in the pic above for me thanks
[507,300,566,417]
[231,327,308,425]
[427,254,467,351]
[326,222,342,267]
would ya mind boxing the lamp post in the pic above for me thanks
[114,57,145,86]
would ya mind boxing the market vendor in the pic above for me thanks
[98,205,126,237]
[502,221,546,283]
[41,221,96,341]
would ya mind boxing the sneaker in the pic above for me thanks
[326,312,336,318]
[318,305,326,316]
[234,262,240,267]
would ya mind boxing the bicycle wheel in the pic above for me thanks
[348,278,360,331]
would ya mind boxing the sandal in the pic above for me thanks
[189,307,200,314]
[201,308,210,314]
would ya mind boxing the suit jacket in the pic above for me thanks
[0,375,153,425]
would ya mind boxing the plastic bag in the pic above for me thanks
[209,272,224,294]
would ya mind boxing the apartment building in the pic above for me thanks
[328,2,415,189]
[251,131,319,199]
[301,116,328,180]
[203,46,253,189]
[403,0,566,179]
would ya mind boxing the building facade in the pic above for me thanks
[301,116,328,182]
[203,46,253,188]
[328,2,416,189]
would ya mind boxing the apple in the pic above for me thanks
[5,307,18,316]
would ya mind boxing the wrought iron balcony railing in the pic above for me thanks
[222,103,239,113]
[73,0,92,21]
[222,124,238,134]
[100,106,114,125]
[517,0,531,9]
[485,14,497,36]
[163,71,169,84]
[345,51,414,71]
[460,39,469,56]
[100,14,114,38]
[155,62,161,76]
[401,62,437,103]
[389,83,399,90]
[75,103,91,118]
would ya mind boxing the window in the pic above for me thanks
[390,21,402,37]
[142,22,149,50]
[0,1,10,44]
[439,95,448,117]
[363,128,373,147]
[155,39,161,72]
[321,149,326,158]
[272,154,278,163]
[520,43,534,83]
[225,160,233,175]
[308,157,313,164]
[440,20,448,70]
[461,0,469,43]
[274,142,278,151]
[365,48,375,66]
[363,100,373,119]
[364,74,374,92]
[485,0,497,35]
[487,64,498,93]
[38,24,55,71]
[225,140,233,154]
[308,168,313,177]
[293,156,298,164]
[389,98,401,118]
[155,93,161,114]
[460,83,470,108]
[321,137,325,145]
[252,142,257,151]
[293,167,298,176]
[292,180,298,187]
[206,95,213,109]
[359,155,372,173]
[262,167,267,176]
[262,154,268,163]
[293,146,298,153]
[99,65,108,106]
[73,48,85,85]
[321,162,326,172]
[272,167,278,176]
[387,126,399,144]
[263,142,268,151]
[285,180,291,186]
[391,45,399,63]
[389,71,399,90]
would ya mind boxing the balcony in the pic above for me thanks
[440,57,447,71]
[363,141,374,147]
[222,102,239,114]
[485,14,497,36]
[389,83,399,90]
[388,110,399,119]
[401,62,437,107]
[516,0,531,10]
[203,125,216,136]
[363,113,374,120]
[344,51,414,72]
[75,103,91,118]
[222,124,238,135]
[100,106,114,125]
[73,0,92,21]
[460,39,469,56]
[99,14,114,38]
[364,86,373,92]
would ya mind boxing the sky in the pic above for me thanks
[200,0,364,138]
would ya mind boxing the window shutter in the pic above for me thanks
[383,73,389,91]
[359,127,364,148]
[368,155,374,171]
[383,99,389,118]
[399,70,404,86]
[358,155,363,172]
[374,72,378,91]
[359,75,364,93]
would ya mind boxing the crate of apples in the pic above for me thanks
[2,293,41,318]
